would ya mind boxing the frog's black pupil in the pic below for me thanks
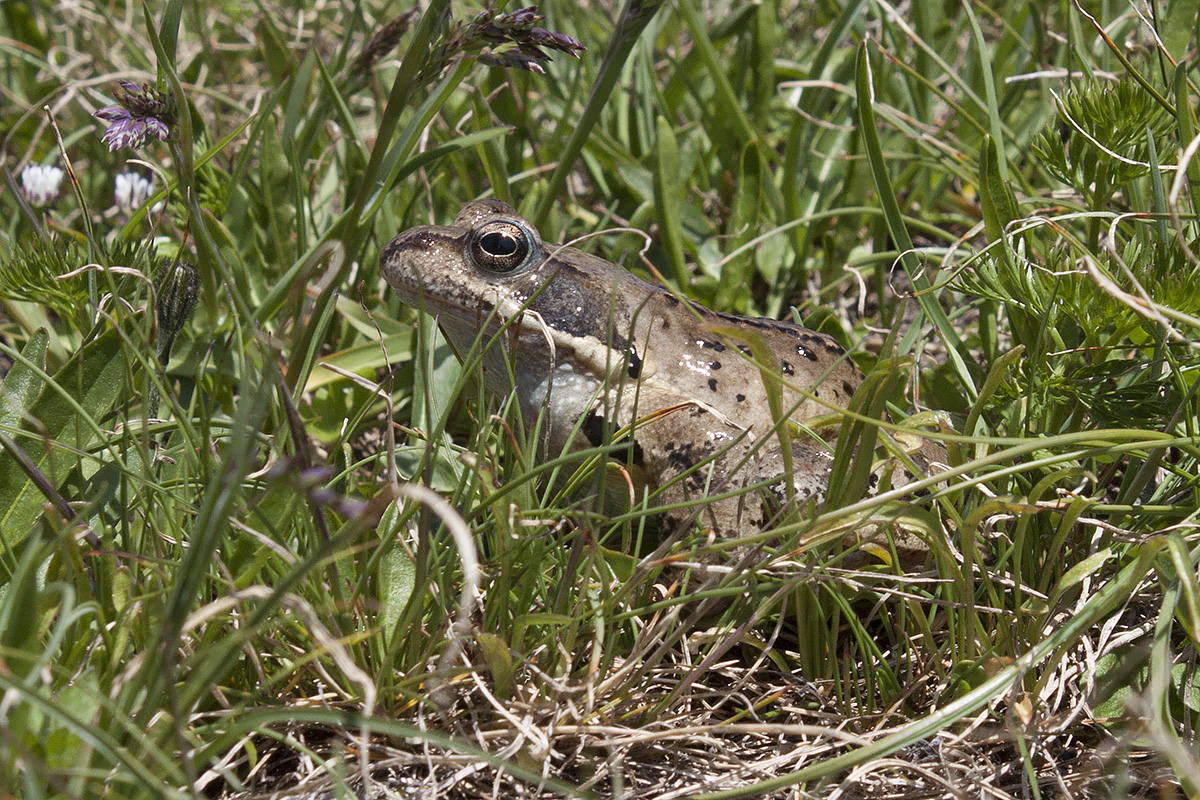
[481,231,517,256]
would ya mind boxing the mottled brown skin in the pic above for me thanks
[382,200,864,535]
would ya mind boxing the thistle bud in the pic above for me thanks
[154,259,199,366]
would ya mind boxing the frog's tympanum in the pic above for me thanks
[382,200,864,536]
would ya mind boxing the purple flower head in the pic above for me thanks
[93,81,175,151]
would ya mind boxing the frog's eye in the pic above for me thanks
[470,220,537,273]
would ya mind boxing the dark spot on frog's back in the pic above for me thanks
[714,309,767,330]
[698,338,726,352]
[663,440,700,471]
[717,311,814,344]
[707,378,718,391]
[627,345,642,379]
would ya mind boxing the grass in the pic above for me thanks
[1,0,1199,797]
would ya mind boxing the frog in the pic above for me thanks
[380,199,866,537]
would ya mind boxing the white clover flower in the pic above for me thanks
[114,171,163,215]
[19,164,65,208]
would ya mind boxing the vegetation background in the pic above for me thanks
[1,0,1198,797]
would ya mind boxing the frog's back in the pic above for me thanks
[620,286,862,431]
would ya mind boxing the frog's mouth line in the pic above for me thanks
[391,278,556,342]
[390,262,563,331]
[390,278,500,322]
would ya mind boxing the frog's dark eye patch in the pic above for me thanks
[470,219,539,274]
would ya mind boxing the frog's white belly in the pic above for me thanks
[514,361,604,451]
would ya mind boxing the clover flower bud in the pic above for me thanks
[19,164,65,208]
[114,171,163,216]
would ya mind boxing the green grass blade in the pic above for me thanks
[532,0,666,225]
[855,42,976,399]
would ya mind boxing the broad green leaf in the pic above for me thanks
[393,442,463,491]
[1165,533,1200,646]
[411,318,461,436]
[653,115,687,286]
[157,0,183,62]
[380,546,417,643]
[45,669,102,769]
[305,333,412,392]
[1174,63,1200,216]
[0,535,51,677]
[0,329,49,432]
[719,143,764,310]
[1161,0,1199,63]
[475,631,515,700]
[253,0,292,82]
[0,327,128,551]
[1052,548,1112,596]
